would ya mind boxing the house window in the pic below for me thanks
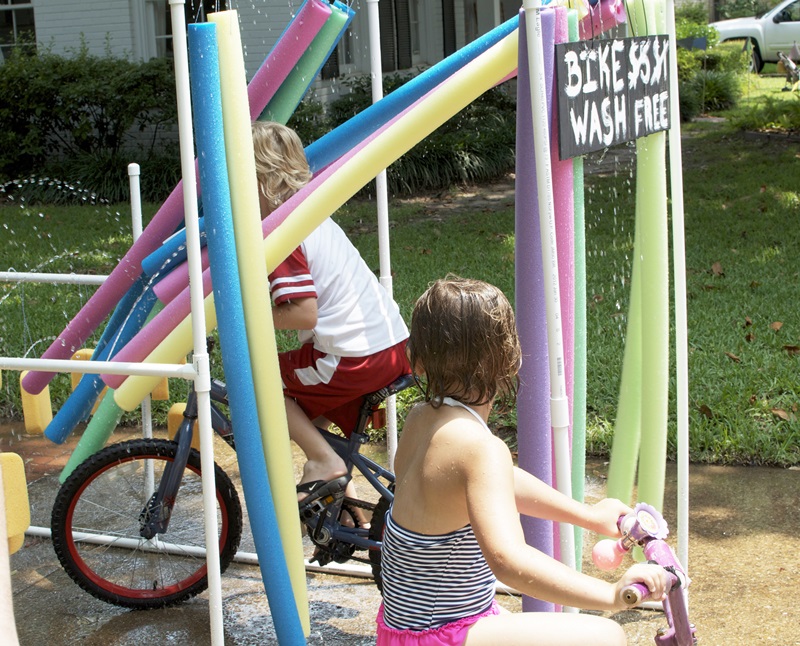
[0,0,35,60]
[152,0,227,58]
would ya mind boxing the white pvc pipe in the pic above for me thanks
[128,163,143,242]
[0,272,106,286]
[665,0,690,580]
[365,0,400,471]
[521,0,576,584]
[0,356,193,379]
[167,2,223,643]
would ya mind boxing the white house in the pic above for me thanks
[2,1,521,101]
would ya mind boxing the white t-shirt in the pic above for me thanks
[269,218,408,357]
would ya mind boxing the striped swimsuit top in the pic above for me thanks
[380,397,497,631]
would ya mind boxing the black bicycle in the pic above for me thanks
[50,372,414,609]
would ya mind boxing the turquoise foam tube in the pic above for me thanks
[189,23,304,644]
[304,13,520,172]
[259,1,353,124]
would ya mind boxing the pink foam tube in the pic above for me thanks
[22,0,332,395]
[579,0,627,40]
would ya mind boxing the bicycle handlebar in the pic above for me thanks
[593,503,697,646]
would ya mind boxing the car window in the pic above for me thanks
[778,0,800,21]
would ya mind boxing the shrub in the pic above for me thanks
[728,94,800,132]
[684,68,743,111]
[0,43,178,202]
[327,72,516,195]
[715,0,772,19]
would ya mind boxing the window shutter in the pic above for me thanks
[394,0,412,70]
[379,0,398,72]
[442,0,456,56]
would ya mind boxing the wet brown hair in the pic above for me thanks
[251,121,313,211]
[408,276,521,408]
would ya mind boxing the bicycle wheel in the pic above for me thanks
[368,494,391,594]
[51,438,242,609]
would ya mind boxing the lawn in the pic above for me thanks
[1,115,798,467]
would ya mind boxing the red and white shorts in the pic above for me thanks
[279,340,410,436]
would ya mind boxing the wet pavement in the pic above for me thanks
[3,418,800,645]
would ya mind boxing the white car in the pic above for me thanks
[710,0,800,71]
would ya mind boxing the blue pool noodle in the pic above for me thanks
[188,24,305,645]
[304,13,520,172]
[141,216,207,279]
[44,277,157,444]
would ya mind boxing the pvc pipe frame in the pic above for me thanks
[521,0,577,581]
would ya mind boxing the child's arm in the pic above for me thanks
[465,438,667,610]
[512,466,629,537]
[271,297,318,331]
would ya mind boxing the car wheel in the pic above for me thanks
[750,40,764,73]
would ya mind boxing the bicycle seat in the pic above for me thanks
[364,373,416,408]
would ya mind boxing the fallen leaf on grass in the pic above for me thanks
[743,316,753,327]
[771,408,791,421]
[745,332,755,343]
[711,262,724,276]
[725,351,741,363]
[770,321,783,331]
[783,345,800,356]
[698,404,713,419]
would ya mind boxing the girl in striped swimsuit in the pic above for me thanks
[376,277,668,646]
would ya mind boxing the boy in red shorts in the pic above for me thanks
[254,121,410,515]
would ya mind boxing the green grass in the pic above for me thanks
[1,120,799,466]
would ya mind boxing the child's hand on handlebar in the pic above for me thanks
[587,498,632,538]
[614,563,669,609]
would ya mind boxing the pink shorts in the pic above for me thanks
[376,600,501,646]
[279,340,409,436]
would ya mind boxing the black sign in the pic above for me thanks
[555,35,670,159]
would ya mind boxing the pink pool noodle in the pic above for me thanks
[104,88,414,387]
[22,0,332,395]
[579,0,627,40]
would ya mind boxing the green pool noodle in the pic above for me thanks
[568,7,587,568]
[634,0,670,512]
[59,392,124,483]
[59,300,164,483]
[258,4,351,124]
[606,220,644,504]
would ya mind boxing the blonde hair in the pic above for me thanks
[408,276,521,408]
[251,121,313,211]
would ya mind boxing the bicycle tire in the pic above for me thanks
[51,438,242,610]
[368,494,391,594]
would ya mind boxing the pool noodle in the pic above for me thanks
[141,216,206,279]
[111,30,518,408]
[578,0,627,40]
[551,7,574,566]
[105,29,520,387]
[20,0,332,396]
[515,7,556,613]
[633,0,669,512]
[45,282,158,444]
[210,10,309,633]
[567,8,588,568]
[44,275,146,443]
[58,392,124,483]
[188,24,305,643]
[259,2,353,124]
[150,14,520,307]
[304,14,520,172]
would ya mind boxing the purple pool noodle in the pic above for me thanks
[21,0,332,396]
[515,7,556,613]
[188,24,305,643]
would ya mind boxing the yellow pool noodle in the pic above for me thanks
[210,10,309,633]
[19,371,52,435]
[1,453,30,555]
